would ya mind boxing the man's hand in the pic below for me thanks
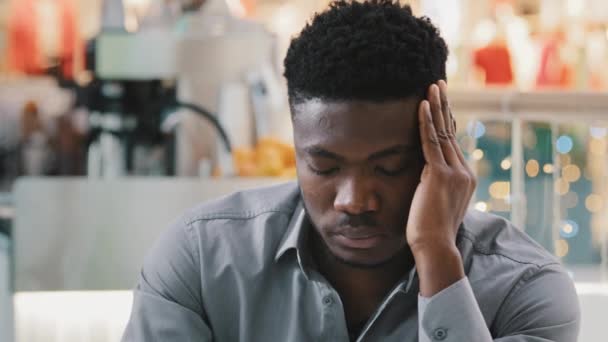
[406,80,476,297]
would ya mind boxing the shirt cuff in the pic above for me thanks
[418,277,492,342]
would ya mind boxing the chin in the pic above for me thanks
[329,244,402,269]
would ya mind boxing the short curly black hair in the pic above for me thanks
[284,0,448,106]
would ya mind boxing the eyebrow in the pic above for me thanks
[304,144,414,161]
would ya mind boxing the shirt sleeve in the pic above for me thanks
[121,216,213,342]
[418,266,580,342]
[418,277,492,342]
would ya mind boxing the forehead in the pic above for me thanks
[292,98,420,150]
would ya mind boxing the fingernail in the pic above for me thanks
[424,101,432,117]
[439,80,447,91]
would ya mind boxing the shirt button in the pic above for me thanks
[322,296,333,306]
[433,328,448,340]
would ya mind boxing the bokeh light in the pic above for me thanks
[489,181,510,199]
[560,220,579,239]
[525,159,539,177]
[556,135,574,154]
[474,201,488,212]
[562,164,581,183]
[555,239,569,258]
[585,194,604,213]
[501,157,512,170]
[472,149,484,161]
[590,126,607,138]
[467,121,486,139]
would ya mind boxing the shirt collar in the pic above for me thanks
[274,201,307,262]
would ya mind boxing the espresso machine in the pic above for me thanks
[86,0,285,178]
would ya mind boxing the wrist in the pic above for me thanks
[409,237,457,257]
[413,243,465,297]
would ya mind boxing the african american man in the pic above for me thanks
[122,1,580,341]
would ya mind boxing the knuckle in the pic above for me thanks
[436,130,450,141]
[427,135,441,146]
[429,164,443,175]
[436,166,452,179]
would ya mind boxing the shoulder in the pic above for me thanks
[172,181,302,271]
[143,181,302,287]
[179,181,301,225]
[459,210,579,338]
[460,209,559,268]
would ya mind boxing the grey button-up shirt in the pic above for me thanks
[122,182,580,341]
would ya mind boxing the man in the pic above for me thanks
[122,1,580,341]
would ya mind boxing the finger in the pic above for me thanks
[448,111,468,167]
[447,109,477,214]
[443,101,471,173]
[418,100,446,166]
[438,80,453,136]
[449,115,477,211]
[428,84,446,135]
[430,84,460,166]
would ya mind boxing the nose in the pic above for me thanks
[333,176,379,215]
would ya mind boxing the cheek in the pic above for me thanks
[297,164,335,212]
[297,171,340,236]
[380,171,423,219]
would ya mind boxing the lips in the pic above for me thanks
[335,234,385,249]
[334,227,386,249]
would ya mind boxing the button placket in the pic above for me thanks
[315,279,348,341]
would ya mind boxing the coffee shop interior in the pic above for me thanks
[0,0,607,341]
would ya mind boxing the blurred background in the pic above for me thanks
[0,0,607,341]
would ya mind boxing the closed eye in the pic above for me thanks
[308,164,339,176]
[375,165,407,176]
